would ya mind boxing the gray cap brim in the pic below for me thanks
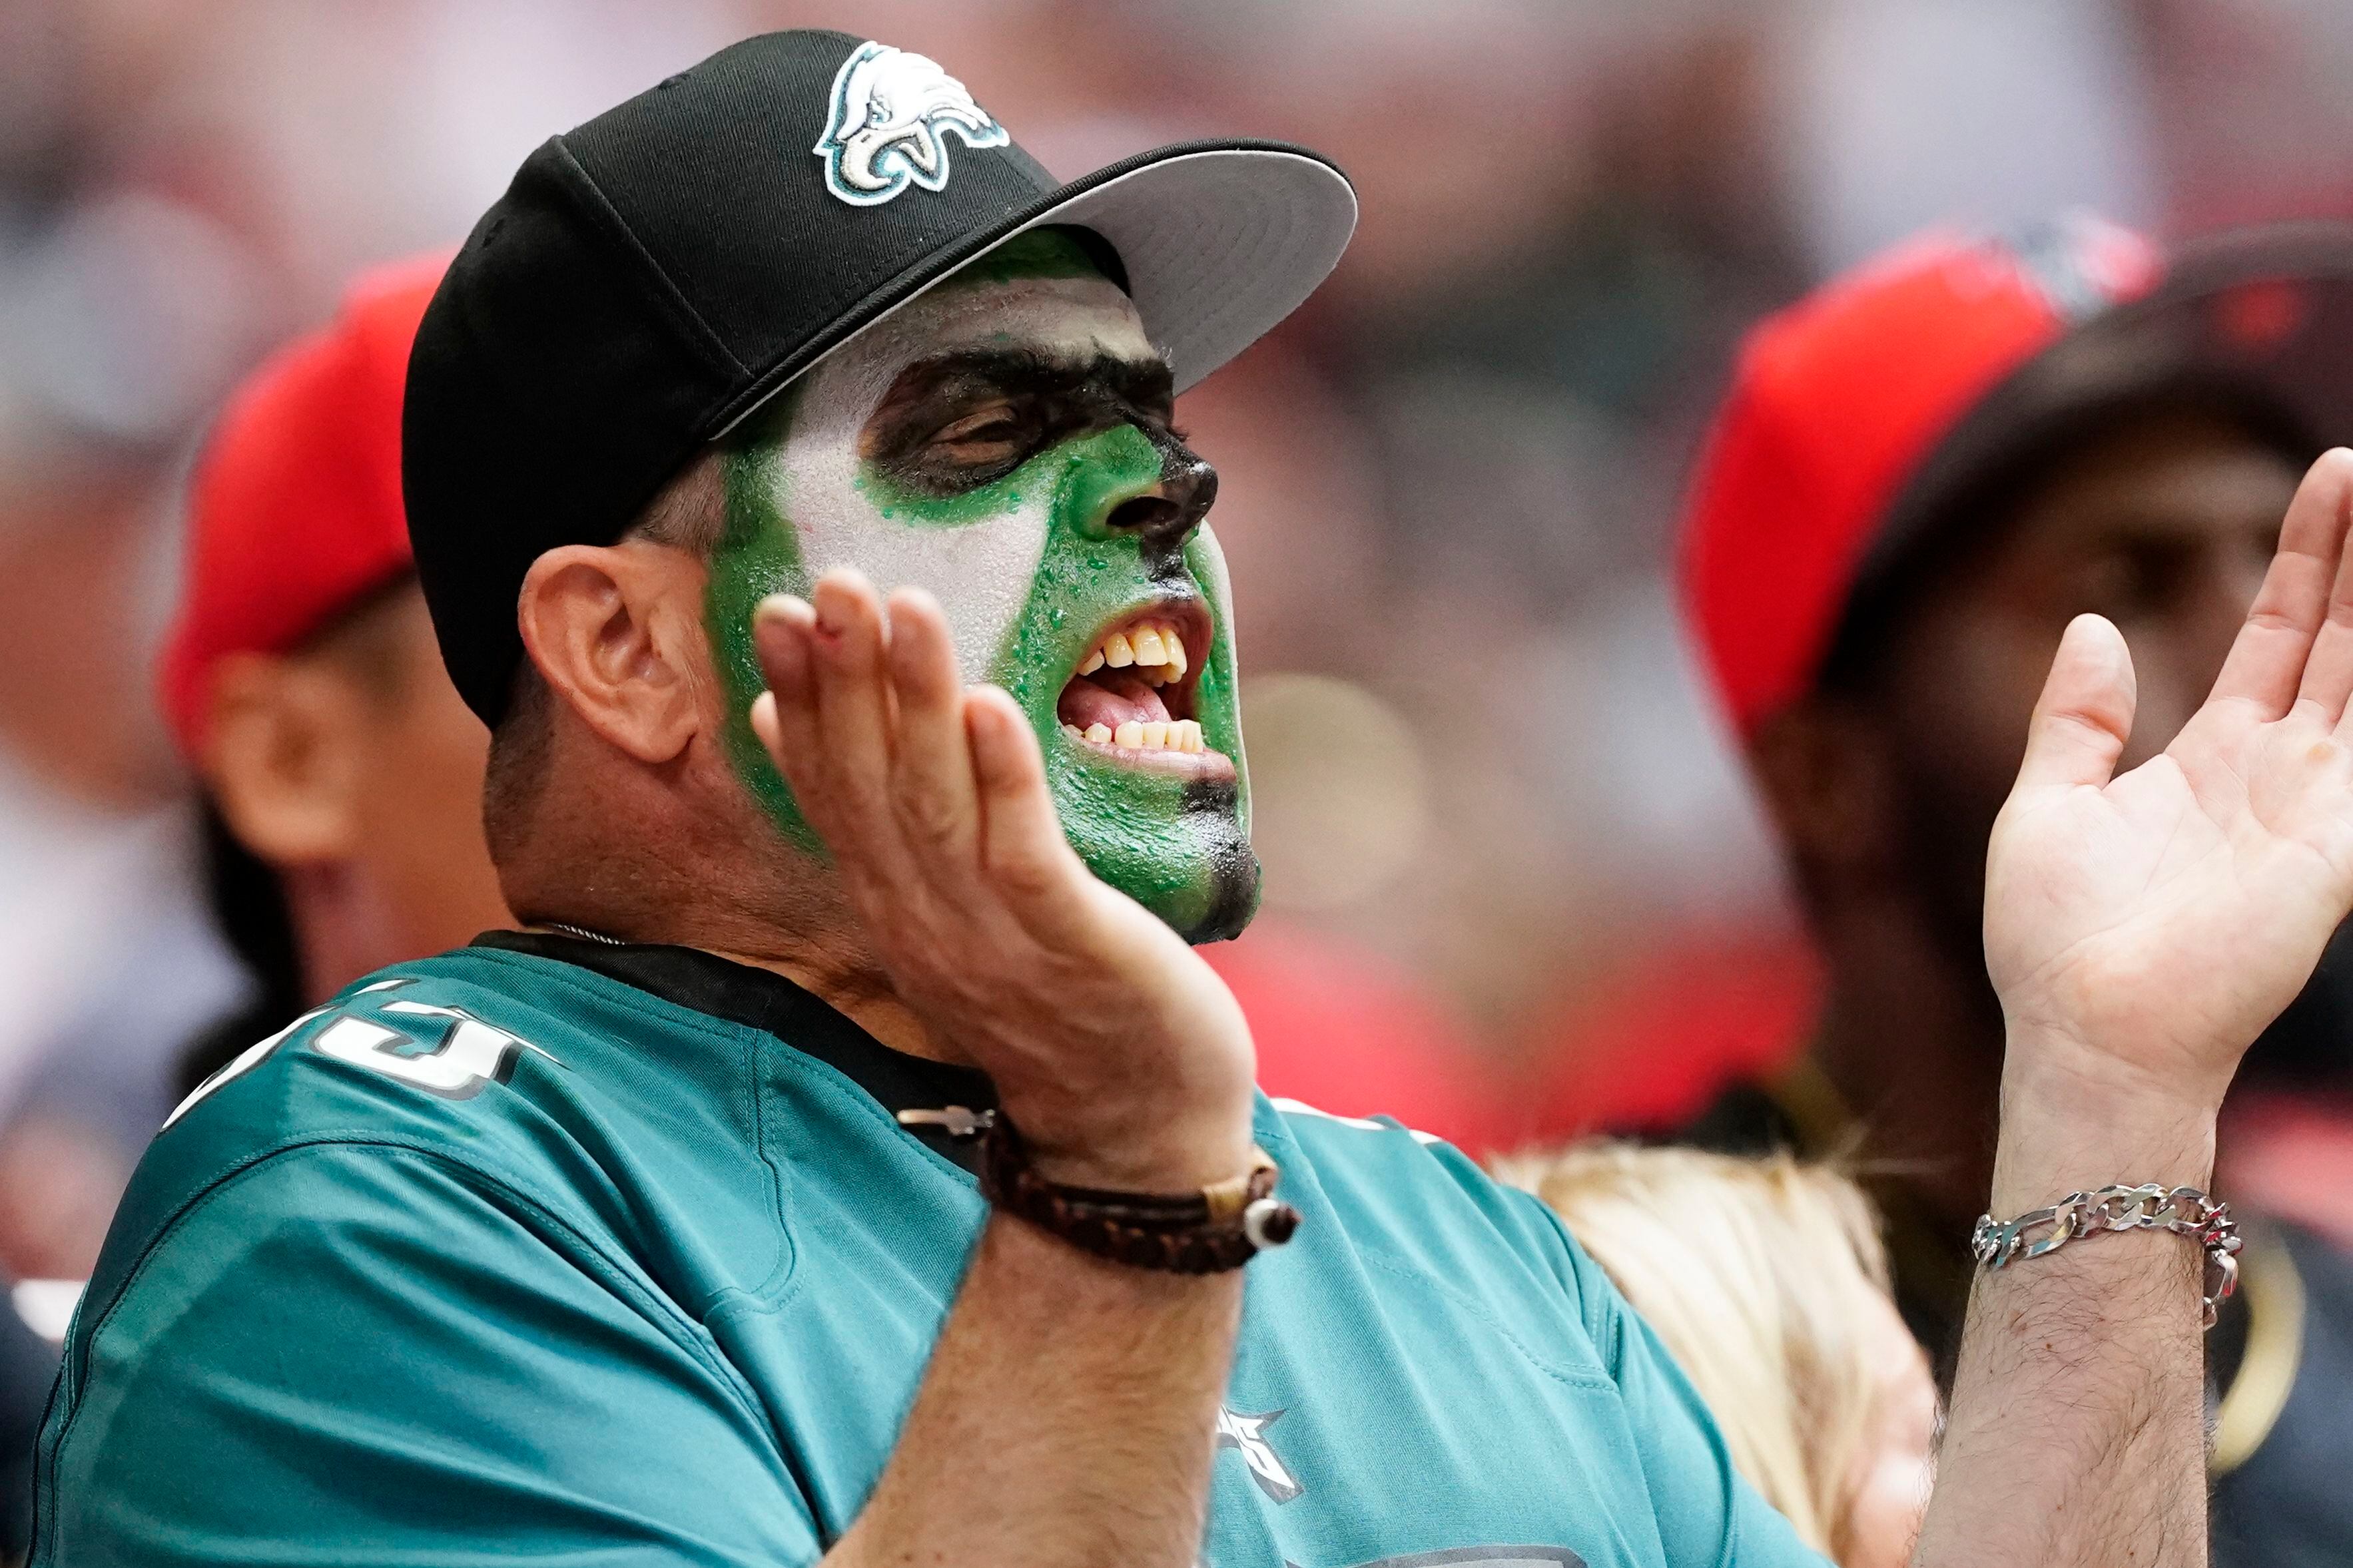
[720,141,1359,434]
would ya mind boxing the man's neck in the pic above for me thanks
[510,772,968,1068]
[1811,894,2007,1234]
[703,939,948,1065]
[529,900,959,1069]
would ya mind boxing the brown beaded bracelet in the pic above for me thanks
[965,1109,1303,1274]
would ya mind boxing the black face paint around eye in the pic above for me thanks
[707,273,1256,940]
[864,349,1182,499]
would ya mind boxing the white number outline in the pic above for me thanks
[162,978,559,1129]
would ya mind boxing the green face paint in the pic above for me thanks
[704,409,819,851]
[704,232,1258,939]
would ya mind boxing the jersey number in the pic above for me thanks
[314,1001,541,1100]
[163,980,555,1129]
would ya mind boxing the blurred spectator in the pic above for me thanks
[1671,215,2353,1565]
[0,4,286,1281]
[159,254,509,1098]
[1494,1142,1935,1568]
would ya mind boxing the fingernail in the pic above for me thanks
[756,594,814,629]
[813,585,849,635]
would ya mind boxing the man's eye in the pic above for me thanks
[932,407,1022,447]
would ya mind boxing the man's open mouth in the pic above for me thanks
[1055,600,1230,773]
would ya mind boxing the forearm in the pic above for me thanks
[1913,1038,2218,1567]
[830,1213,1243,1568]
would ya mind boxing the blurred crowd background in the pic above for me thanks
[9,0,2353,1280]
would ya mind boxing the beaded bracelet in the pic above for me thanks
[900,1105,1301,1273]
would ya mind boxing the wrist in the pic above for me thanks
[1993,1027,2218,1214]
[998,1087,1255,1192]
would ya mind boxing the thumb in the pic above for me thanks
[2013,613,2137,794]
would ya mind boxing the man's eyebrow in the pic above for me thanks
[880,347,1176,411]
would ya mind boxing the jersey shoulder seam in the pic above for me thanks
[1348,1242,1616,1392]
[329,955,811,1308]
[446,945,964,1311]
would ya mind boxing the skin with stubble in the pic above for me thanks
[1753,409,2300,1239]
[498,204,2353,1558]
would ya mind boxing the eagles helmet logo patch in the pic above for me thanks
[815,41,1009,206]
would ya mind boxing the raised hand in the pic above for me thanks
[1985,449,2353,1113]
[748,567,1256,1188]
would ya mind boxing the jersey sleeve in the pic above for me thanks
[36,1141,823,1568]
[1507,1186,1834,1568]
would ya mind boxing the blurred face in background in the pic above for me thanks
[1837,1291,1938,1568]
[202,579,509,995]
[1804,406,2299,959]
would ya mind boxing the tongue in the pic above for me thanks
[1058,670,1172,730]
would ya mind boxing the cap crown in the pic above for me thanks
[161,253,448,760]
[404,30,1063,724]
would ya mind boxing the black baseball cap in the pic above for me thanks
[404,29,1357,724]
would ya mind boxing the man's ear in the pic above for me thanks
[515,541,707,766]
[203,653,370,866]
[1746,694,1902,896]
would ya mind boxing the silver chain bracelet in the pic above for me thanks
[1971,1183,2243,1329]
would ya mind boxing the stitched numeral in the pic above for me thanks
[161,979,557,1129]
[312,999,550,1100]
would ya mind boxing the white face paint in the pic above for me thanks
[755,273,1155,681]
[707,246,1261,939]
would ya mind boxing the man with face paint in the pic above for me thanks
[697,226,1259,944]
[41,31,2353,1568]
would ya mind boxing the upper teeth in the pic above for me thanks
[1078,619,1187,685]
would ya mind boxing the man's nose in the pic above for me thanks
[1102,447,1218,550]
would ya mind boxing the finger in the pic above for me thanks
[806,568,900,844]
[2297,451,2353,722]
[749,595,881,860]
[2013,613,2137,794]
[966,687,1091,931]
[2211,448,2353,714]
[884,587,981,860]
[749,594,819,764]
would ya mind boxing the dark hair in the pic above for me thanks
[173,797,306,1100]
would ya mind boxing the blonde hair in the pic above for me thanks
[1491,1143,1895,1561]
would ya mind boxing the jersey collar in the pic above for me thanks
[470,929,998,1171]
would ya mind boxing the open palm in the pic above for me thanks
[1987,451,2353,1105]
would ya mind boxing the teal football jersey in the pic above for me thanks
[33,934,1827,1568]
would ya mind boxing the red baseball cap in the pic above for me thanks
[159,252,452,762]
[1680,218,2353,741]
[1678,216,2164,740]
